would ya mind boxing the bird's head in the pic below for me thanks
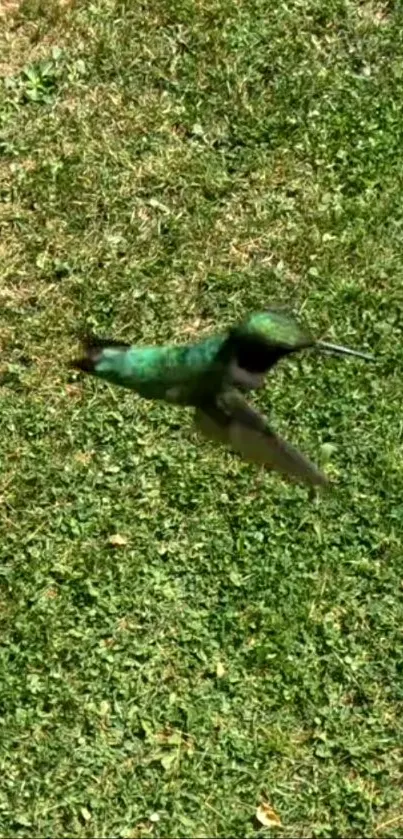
[224,310,313,388]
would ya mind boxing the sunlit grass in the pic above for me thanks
[0,0,402,836]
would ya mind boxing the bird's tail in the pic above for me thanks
[70,334,130,374]
[316,340,374,361]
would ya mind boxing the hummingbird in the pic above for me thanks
[71,310,373,488]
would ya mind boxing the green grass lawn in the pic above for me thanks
[0,0,402,835]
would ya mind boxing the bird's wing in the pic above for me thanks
[195,390,329,488]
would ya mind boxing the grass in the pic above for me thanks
[0,0,402,835]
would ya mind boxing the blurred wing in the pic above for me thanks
[195,391,329,488]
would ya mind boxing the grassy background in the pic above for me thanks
[1,0,402,836]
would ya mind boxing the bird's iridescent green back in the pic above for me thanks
[88,335,228,403]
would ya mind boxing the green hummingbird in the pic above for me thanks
[71,310,373,488]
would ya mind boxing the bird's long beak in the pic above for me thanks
[316,340,375,361]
